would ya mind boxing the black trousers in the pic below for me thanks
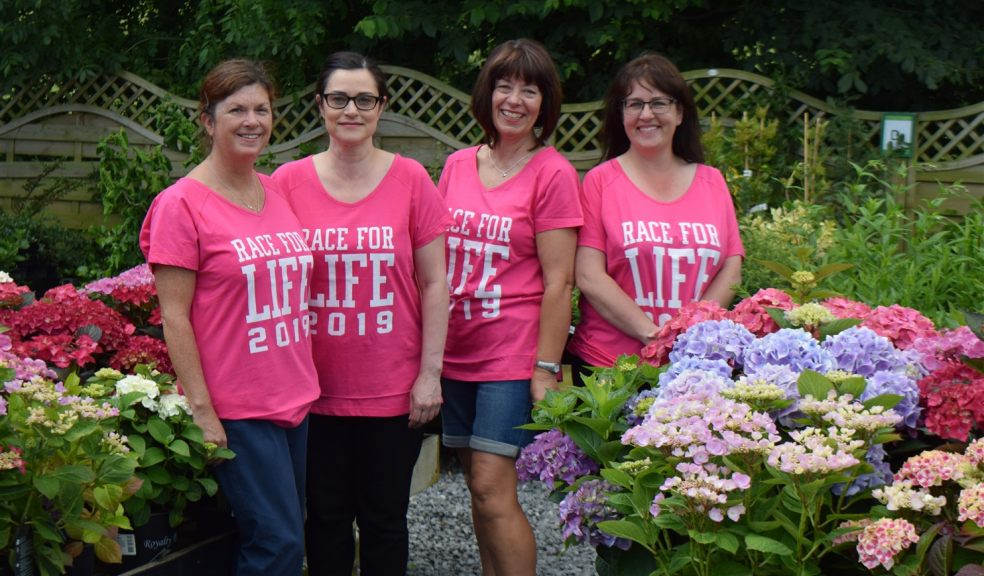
[305,413,423,576]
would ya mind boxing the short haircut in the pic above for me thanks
[470,39,563,149]
[601,52,704,163]
[315,51,389,102]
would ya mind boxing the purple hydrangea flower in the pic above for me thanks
[668,319,756,368]
[558,479,630,549]
[657,370,733,402]
[516,429,597,486]
[822,327,905,377]
[658,356,733,388]
[743,329,835,375]
[862,371,921,431]
[831,444,893,496]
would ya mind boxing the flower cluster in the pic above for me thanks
[667,319,755,368]
[822,326,905,378]
[516,429,597,486]
[798,392,902,434]
[785,302,836,328]
[856,518,919,570]
[957,483,984,526]
[656,462,750,523]
[911,326,984,372]
[84,263,161,326]
[893,450,967,488]
[917,363,984,441]
[558,480,629,549]
[861,304,938,350]
[872,480,946,515]
[767,426,863,476]
[822,297,872,320]
[742,328,835,375]
[728,288,795,336]
[641,300,727,365]
[0,275,30,309]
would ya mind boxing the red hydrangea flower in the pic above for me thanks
[641,300,727,366]
[918,363,984,441]
[728,288,795,336]
[109,335,173,375]
[0,282,30,309]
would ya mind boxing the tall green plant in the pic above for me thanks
[93,130,173,278]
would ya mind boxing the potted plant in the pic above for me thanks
[0,334,139,576]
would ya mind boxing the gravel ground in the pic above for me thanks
[406,452,596,576]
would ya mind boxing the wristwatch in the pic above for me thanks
[535,360,561,374]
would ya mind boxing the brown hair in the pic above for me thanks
[601,52,703,163]
[470,39,563,149]
[315,51,389,102]
[198,59,277,149]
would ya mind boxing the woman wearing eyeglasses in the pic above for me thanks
[272,51,450,576]
[566,52,744,380]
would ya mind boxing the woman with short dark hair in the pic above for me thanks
[438,38,582,575]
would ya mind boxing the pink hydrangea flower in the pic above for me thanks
[728,288,795,336]
[856,518,919,570]
[957,483,984,526]
[833,518,873,546]
[894,450,967,488]
[911,326,984,372]
[965,438,984,467]
[822,297,872,320]
[861,304,937,350]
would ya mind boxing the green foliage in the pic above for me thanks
[824,165,984,326]
[702,107,781,213]
[93,129,174,278]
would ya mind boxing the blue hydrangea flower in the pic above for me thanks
[862,371,922,431]
[516,430,597,486]
[558,479,630,549]
[657,356,733,388]
[743,328,835,375]
[668,319,756,368]
[831,444,893,496]
[822,327,905,377]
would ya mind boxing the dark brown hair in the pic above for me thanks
[470,39,563,149]
[198,59,277,152]
[601,52,703,163]
[315,51,389,103]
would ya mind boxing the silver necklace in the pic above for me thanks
[211,164,261,211]
[487,145,536,178]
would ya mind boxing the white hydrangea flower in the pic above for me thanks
[115,374,160,410]
[0,271,13,283]
[157,393,191,418]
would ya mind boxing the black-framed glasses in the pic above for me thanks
[621,97,677,116]
[320,92,383,111]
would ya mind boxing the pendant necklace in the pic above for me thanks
[488,145,536,178]
[211,164,261,212]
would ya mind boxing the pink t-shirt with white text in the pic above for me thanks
[440,146,582,381]
[568,160,744,367]
[272,155,450,417]
[140,175,320,427]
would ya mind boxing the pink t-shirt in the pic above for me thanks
[272,155,450,417]
[568,160,745,368]
[140,175,320,427]
[440,146,583,381]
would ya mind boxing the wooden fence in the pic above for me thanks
[1,67,982,227]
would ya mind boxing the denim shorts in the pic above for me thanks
[440,378,535,458]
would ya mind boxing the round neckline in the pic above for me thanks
[612,158,700,205]
[309,152,398,206]
[187,176,266,215]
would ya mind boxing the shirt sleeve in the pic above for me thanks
[533,155,583,234]
[139,185,201,271]
[408,161,451,249]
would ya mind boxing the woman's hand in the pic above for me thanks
[530,368,559,404]
[409,373,443,428]
[193,408,228,449]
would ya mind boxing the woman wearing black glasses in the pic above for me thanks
[566,52,744,380]
[272,51,450,576]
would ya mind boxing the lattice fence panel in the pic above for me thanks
[918,113,984,163]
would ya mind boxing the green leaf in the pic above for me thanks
[141,447,167,467]
[745,534,793,556]
[755,259,796,279]
[147,416,174,445]
[689,530,717,545]
[197,477,219,496]
[597,519,650,547]
[863,393,903,411]
[765,306,791,329]
[716,530,740,554]
[600,467,635,490]
[34,475,60,499]
[819,318,862,338]
[168,439,191,457]
[797,369,833,400]
[834,376,867,398]
[181,425,205,445]
[50,464,97,484]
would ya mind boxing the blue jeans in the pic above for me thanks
[214,418,308,576]
[441,378,535,458]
